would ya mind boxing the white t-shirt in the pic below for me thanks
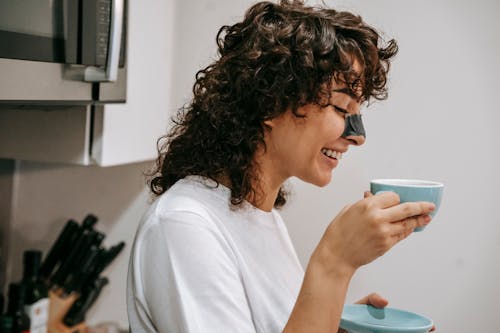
[127,176,304,333]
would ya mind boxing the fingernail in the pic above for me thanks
[429,204,436,211]
[424,215,432,223]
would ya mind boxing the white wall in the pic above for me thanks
[282,1,500,332]
[3,0,499,331]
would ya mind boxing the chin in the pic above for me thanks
[303,172,333,187]
[318,175,333,187]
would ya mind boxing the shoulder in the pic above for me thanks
[132,179,242,271]
[156,176,222,219]
[140,176,227,235]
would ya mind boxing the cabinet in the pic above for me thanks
[0,0,175,166]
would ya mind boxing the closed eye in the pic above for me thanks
[327,104,364,117]
[327,104,348,117]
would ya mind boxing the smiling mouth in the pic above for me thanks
[321,148,343,160]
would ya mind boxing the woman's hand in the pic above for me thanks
[337,293,436,332]
[354,292,389,308]
[338,293,388,333]
[314,190,435,275]
[301,191,435,333]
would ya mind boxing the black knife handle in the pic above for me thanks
[51,229,96,286]
[63,277,109,327]
[40,219,80,280]
[81,214,98,230]
[63,245,100,294]
[96,241,126,277]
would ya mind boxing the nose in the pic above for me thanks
[344,133,366,146]
[341,114,366,146]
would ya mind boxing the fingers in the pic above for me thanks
[355,292,389,308]
[365,191,400,208]
[364,191,373,198]
[365,192,435,221]
[389,214,431,240]
[382,200,435,222]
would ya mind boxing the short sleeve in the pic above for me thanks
[139,211,256,333]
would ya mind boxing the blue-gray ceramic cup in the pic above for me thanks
[370,179,444,231]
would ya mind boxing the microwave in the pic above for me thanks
[0,0,127,104]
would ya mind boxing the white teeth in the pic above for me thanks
[321,148,342,160]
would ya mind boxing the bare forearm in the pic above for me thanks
[282,248,355,333]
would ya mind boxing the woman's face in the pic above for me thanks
[263,80,366,187]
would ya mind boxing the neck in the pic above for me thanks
[246,174,281,212]
[248,145,288,212]
[217,150,286,212]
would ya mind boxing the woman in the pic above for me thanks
[127,1,435,332]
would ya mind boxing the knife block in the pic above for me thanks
[48,289,88,333]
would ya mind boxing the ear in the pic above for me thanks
[263,119,275,128]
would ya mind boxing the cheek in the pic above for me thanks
[267,127,300,159]
[333,120,345,137]
[319,115,345,139]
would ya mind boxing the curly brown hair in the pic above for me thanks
[149,0,398,208]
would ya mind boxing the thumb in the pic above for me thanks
[364,191,373,198]
[356,293,389,308]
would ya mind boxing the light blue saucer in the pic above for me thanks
[340,304,433,333]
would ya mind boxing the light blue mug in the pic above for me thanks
[370,179,444,231]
